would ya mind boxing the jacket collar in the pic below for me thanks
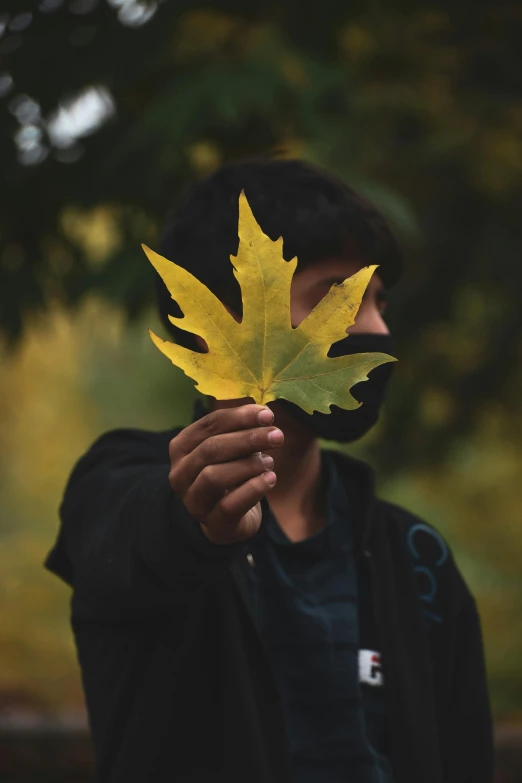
[325,448,376,557]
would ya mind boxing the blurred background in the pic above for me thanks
[0,0,521,780]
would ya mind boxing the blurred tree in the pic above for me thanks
[1,0,522,474]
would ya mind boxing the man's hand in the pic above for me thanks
[168,404,283,545]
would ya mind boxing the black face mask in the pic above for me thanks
[275,333,396,443]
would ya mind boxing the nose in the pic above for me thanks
[348,308,389,335]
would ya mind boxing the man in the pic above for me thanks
[45,158,493,783]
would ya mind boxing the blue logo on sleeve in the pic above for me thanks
[407,523,448,625]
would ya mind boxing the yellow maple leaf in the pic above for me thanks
[142,191,396,414]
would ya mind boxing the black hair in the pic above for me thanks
[155,156,403,351]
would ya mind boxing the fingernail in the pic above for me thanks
[258,407,274,424]
[261,454,274,469]
[268,428,283,444]
[264,471,277,486]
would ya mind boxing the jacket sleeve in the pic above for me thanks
[444,593,494,783]
[45,428,263,604]
[393,504,494,782]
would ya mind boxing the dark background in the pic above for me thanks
[0,0,521,779]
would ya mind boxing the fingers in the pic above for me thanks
[204,471,278,540]
[167,403,283,546]
[183,452,274,518]
[170,404,274,462]
[170,424,283,494]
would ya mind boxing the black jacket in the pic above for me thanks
[44,423,494,783]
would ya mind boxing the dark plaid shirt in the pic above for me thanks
[246,450,394,783]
